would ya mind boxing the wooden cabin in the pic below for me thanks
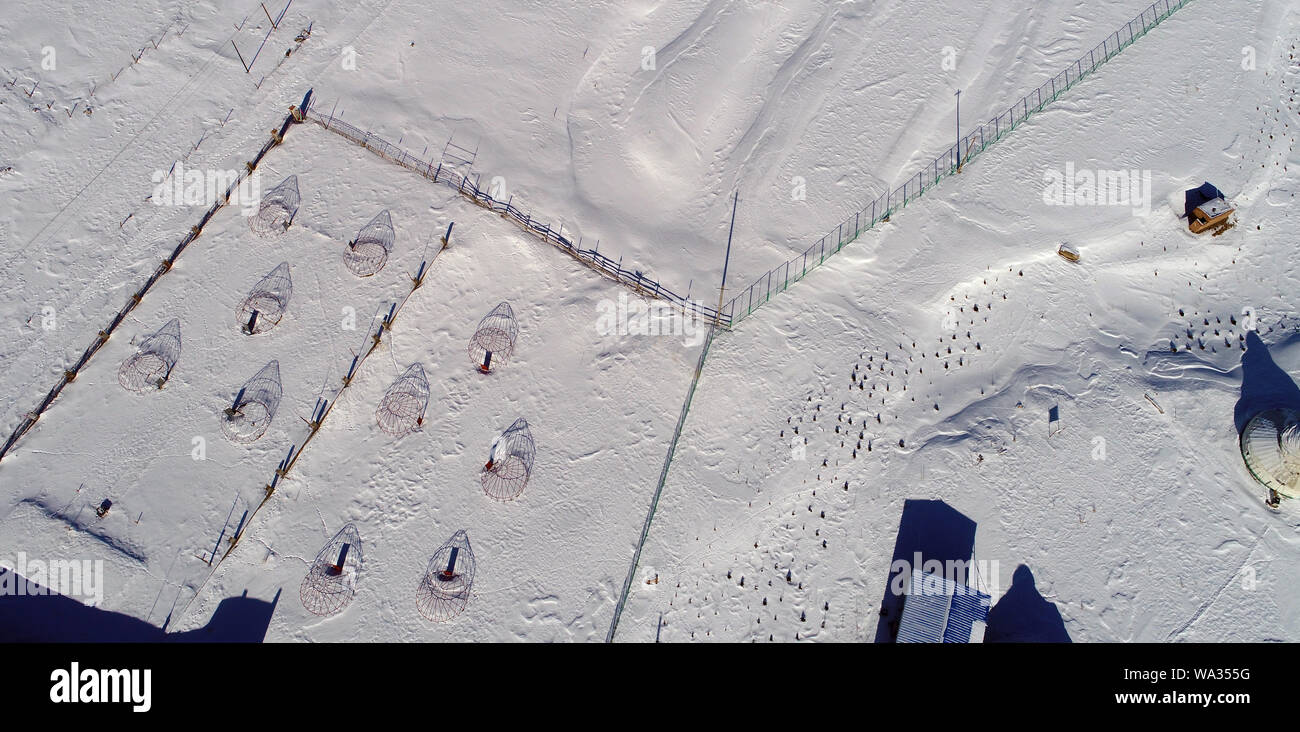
[1189,197,1234,233]
[1184,182,1234,234]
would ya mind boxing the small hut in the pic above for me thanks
[1184,182,1234,233]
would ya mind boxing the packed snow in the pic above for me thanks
[0,0,1296,642]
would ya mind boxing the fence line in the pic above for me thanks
[0,90,315,463]
[606,321,717,642]
[302,106,732,329]
[722,0,1196,326]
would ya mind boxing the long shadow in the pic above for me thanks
[874,499,977,643]
[1234,331,1300,434]
[984,564,1070,643]
[0,569,279,642]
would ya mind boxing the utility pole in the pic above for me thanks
[955,89,962,173]
[714,191,739,327]
[604,190,739,645]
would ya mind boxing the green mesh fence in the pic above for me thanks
[722,0,1196,327]
[606,323,716,642]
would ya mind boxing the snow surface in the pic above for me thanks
[0,0,1297,642]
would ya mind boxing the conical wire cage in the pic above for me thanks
[299,523,363,616]
[376,363,430,436]
[221,360,282,444]
[118,318,181,392]
[415,530,476,622]
[238,262,293,334]
[481,417,535,501]
[468,301,518,373]
[344,210,394,277]
[249,175,300,238]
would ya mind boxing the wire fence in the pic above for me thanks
[723,0,1195,326]
[607,320,717,642]
[304,106,731,328]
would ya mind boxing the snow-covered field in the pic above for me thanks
[1,0,1296,642]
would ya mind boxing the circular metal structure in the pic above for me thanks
[415,530,476,622]
[376,363,429,436]
[468,301,518,373]
[344,210,394,277]
[1241,408,1300,500]
[299,523,363,616]
[481,417,535,501]
[118,318,181,392]
[237,262,293,334]
[249,175,300,238]
[221,360,282,444]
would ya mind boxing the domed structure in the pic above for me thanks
[415,530,476,622]
[468,302,518,373]
[1240,408,1300,504]
[481,417,535,501]
[299,523,363,617]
